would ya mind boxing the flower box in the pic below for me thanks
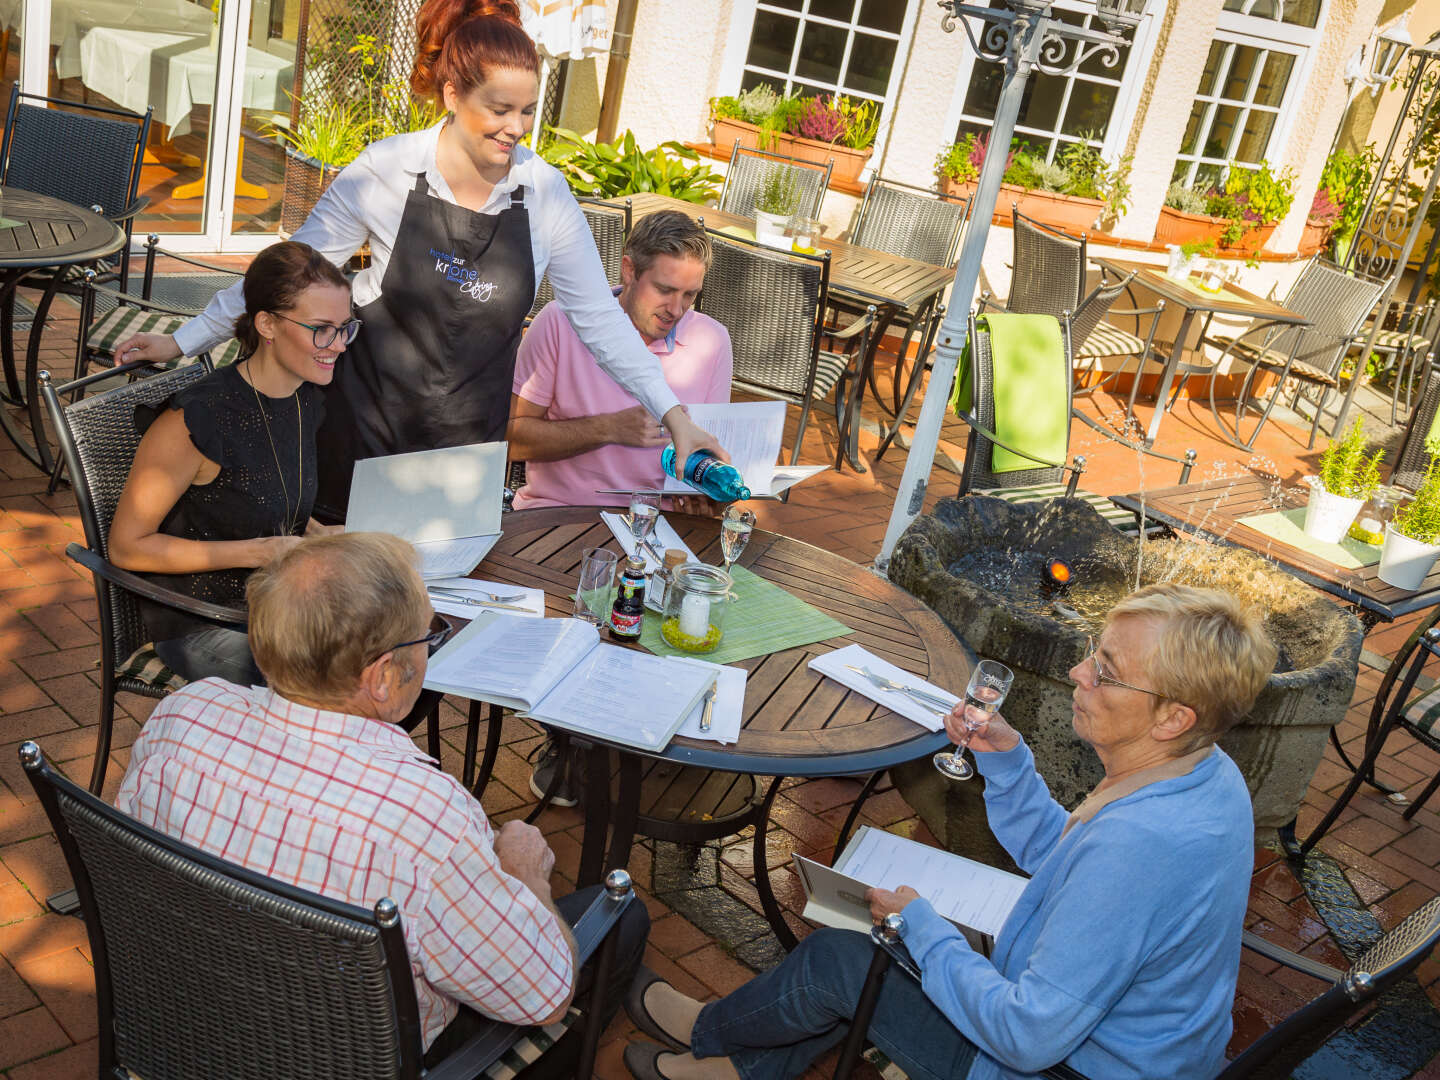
[1154,205,1276,256]
[939,176,1105,234]
[710,117,872,184]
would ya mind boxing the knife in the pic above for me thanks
[426,589,533,613]
[698,683,717,733]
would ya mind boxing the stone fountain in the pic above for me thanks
[887,496,1363,862]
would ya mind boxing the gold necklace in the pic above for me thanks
[243,360,304,535]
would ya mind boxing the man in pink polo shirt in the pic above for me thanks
[508,210,732,511]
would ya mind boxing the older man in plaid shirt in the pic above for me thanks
[115,531,648,1074]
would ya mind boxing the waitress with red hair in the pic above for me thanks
[115,0,720,518]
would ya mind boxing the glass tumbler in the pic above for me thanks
[575,547,619,626]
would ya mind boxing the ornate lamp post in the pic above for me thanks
[877,0,1145,569]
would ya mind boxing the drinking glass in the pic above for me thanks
[719,506,755,573]
[574,547,619,625]
[934,659,1014,781]
[628,488,662,549]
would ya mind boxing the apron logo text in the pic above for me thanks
[430,249,497,303]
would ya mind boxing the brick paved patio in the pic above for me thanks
[0,288,1438,1078]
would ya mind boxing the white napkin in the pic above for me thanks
[671,659,747,745]
[808,644,958,732]
[600,511,700,573]
[425,577,546,620]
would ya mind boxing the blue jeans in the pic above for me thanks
[691,928,978,1080]
[155,627,263,687]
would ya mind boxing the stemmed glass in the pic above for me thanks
[628,488,661,555]
[934,659,1014,781]
[719,505,755,573]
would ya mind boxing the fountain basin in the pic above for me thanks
[887,496,1362,856]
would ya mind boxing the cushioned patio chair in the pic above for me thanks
[718,143,831,222]
[20,739,635,1080]
[1375,297,1440,425]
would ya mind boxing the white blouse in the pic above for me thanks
[172,122,682,423]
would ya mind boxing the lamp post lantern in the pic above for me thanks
[876,1,1143,570]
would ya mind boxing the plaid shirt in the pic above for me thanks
[116,678,573,1047]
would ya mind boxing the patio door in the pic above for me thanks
[13,0,292,252]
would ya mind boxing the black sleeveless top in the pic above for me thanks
[135,363,323,644]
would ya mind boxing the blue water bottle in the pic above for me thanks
[661,445,752,502]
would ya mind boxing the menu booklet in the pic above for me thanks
[423,613,717,752]
[792,826,1028,957]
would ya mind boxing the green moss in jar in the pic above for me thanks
[661,616,722,652]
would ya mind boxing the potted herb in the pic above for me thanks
[1304,419,1383,543]
[1165,237,1215,281]
[1380,456,1440,590]
[1155,163,1296,255]
[708,89,877,183]
[753,164,802,247]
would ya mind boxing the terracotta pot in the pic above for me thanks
[936,177,1105,234]
[1153,206,1276,255]
[1299,220,1332,257]
[712,117,758,154]
[710,117,871,183]
[1228,223,1276,256]
[281,148,341,237]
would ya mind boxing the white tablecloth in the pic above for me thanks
[0,0,212,81]
[78,24,292,135]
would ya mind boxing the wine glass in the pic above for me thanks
[719,506,755,573]
[934,659,1014,781]
[628,488,661,551]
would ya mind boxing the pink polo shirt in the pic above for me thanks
[512,298,733,509]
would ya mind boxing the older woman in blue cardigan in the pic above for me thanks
[622,583,1276,1080]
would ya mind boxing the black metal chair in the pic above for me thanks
[528,196,632,323]
[19,739,634,1080]
[718,143,832,222]
[0,86,151,293]
[957,313,1195,538]
[836,900,1440,1080]
[696,227,873,473]
[1199,257,1388,449]
[1375,297,1439,425]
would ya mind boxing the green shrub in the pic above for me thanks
[755,163,802,216]
[1225,162,1296,226]
[710,95,744,122]
[1315,145,1378,245]
[935,134,982,184]
[1393,457,1440,545]
[268,99,369,168]
[1317,418,1384,500]
[539,127,722,203]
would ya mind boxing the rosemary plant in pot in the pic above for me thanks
[753,165,802,248]
[1304,419,1383,543]
[1380,457,1440,590]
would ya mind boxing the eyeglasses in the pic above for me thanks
[1083,635,1168,700]
[271,311,362,348]
[373,613,455,664]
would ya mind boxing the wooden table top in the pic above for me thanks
[475,506,969,775]
[619,192,956,314]
[1111,476,1440,622]
[0,187,124,268]
[1093,257,1309,325]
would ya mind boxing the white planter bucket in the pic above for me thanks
[1378,524,1440,590]
[1302,482,1365,544]
[1164,245,1197,281]
[754,210,790,249]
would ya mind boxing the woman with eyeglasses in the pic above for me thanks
[108,241,352,685]
[109,0,723,521]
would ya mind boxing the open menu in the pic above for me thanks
[793,826,1028,956]
[423,613,718,752]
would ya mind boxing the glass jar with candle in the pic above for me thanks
[660,564,732,654]
[1348,486,1401,546]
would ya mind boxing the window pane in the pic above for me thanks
[1204,104,1240,158]
[1019,71,1064,134]
[1254,51,1294,108]
[1062,81,1119,139]
[740,70,784,93]
[1180,102,1205,155]
[761,0,802,8]
[1236,109,1276,162]
[795,21,846,84]
[1172,160,1192,184]
[843,32,896,96]
[1195,163,1224,189]
[808,0,856,20]
[1078,37,1131,79]
[1221,44,1260,102]
[859,0,904,33]
[1197,41,1225,97]
[1221,0,1317,27]
[963,58,1004,118]
[746,11,798,72]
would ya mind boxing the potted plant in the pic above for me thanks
[753,164,802,247]
[1165,238,1215,281]
[270,99,369,236]
[708,89,877,183]
[1303,146,1378,258]
[1155,163,1296,256]
[540,127,721,203]
[1304,418,1383,543]
[1380,456,1440,590]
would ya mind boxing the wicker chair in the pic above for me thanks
[695,227,872,473]
[958,313,1195,537]
[1200,258,1388,449]
[528,196,631,323]
[718,144,831,222]
[834,899,1440,1080]
[0,86,151,293]
[1375,297,1439,425]
[20,740,635,1080]
[1393,356,1440,493]
[1071,273,1165,415]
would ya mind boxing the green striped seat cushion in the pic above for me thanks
[814,349,850,400]
[477,1008,579,1079]
[118,643,187,692]
[87,305,243,369]
[1373,328,1431,352]
[1403,685,1440,737]
[1077,320,1146,360]
[982,483,1144,536]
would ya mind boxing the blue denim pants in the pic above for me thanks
[155,626,263,687]
[690,928,978,1080]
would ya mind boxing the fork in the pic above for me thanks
[844,665,955,711]
[428,585,528,605]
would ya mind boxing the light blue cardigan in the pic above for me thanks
[901,738,1252,1079]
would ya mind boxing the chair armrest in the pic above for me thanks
[1240,929,1343,984]
[977,294,1009,314]
[109,196,150,224]
[66,543,247,626]
[827,309,875,342]
[1106,306,1164,317]
[955,410,1072,472]
[569,872,636,965]
[1069,411,1196,469]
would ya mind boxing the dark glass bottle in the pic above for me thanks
[609,553,647,642]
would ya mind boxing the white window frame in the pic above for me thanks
[938,1,1158,169]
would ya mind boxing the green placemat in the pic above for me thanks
[1237,507,1381,569]
[640,564,851,664]
[1174,275,1247,305]
[716,224,758,242]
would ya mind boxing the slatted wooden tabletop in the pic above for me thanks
[1092,258,1309,326]
[619,192,956,314]
[476,506,970,774]
[0,187,124,268]
[1112,476,1440,622]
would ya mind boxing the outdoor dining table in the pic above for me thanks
[1091,257,1311,447]
[459,505,970,949]
[0,187,125,472]
[613,192,957,472]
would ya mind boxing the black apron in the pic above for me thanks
[315,174,536,519]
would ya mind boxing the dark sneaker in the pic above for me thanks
[527,737,581,808]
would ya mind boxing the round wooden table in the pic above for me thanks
[467,506,973,948]
[0,187,125,471]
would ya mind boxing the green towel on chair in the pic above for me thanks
[949,313,1069,474]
